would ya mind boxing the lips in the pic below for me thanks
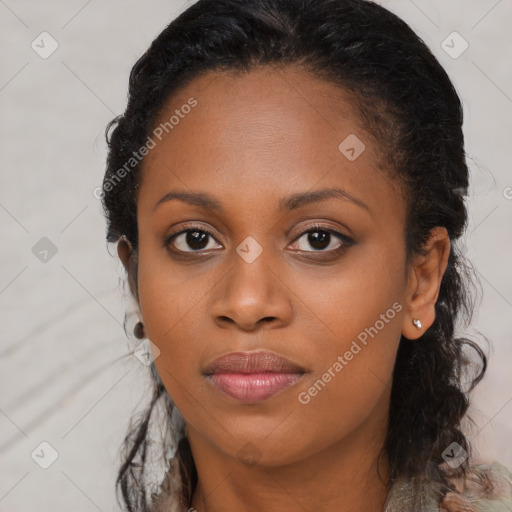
[204,350,305,375]
[204,351,306,403]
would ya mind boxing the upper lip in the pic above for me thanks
[204,350,306,375]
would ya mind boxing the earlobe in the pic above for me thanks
[401,227,451,340]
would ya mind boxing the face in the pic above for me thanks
[133,66,411,467]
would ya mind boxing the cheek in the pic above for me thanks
[139,269,212,424]
[297,238,406,352]
[136,224,217,346]
[290,254,405,442]
[136,241,202,379]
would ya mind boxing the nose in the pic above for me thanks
[210,250,293,332]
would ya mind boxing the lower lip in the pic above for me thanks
[208,372,303,402]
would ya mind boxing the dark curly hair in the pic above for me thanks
[101,0,487,510]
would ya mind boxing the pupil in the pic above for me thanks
[309,231,329,250]
[187,231,208,250]
[184,231,331,251]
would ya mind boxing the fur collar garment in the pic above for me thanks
[150,460,512,512]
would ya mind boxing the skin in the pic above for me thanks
[118,65,450,512]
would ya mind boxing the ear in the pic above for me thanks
[401,227,450,340]
[117,237,139,302]
[117,237,132,271]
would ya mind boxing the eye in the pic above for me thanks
[166,227,222,253]
[289,226,353,253]
[164,224,353,256]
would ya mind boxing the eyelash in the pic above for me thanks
[164,223,354,259]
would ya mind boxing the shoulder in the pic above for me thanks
[383,461,512,512]
[441,461,512,512]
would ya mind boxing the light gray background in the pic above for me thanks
[0,1,511,510]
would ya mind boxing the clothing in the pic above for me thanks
[382,462,512,512]
[151,460,512,511]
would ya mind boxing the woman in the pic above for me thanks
[101,0,512,510]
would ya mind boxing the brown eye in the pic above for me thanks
[167,229,222,253]
[289,228,352,253]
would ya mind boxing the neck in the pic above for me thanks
[188,403,390,512]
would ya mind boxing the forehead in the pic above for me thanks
[149,65,362,156]
[138,65,402,219]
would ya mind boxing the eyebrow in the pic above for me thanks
[153,187,370,213]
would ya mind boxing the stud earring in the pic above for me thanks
[134,321,145,339]
[412,318,422,330]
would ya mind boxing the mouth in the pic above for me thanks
[204,350,306,403]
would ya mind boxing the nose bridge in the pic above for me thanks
[210,238,292,329]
